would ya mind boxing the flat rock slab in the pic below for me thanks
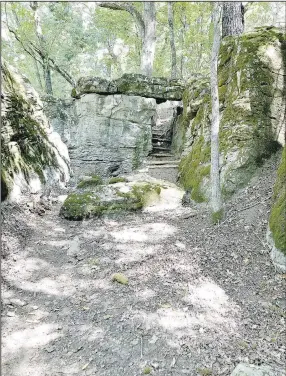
[230,363,286,376]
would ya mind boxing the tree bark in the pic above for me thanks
[210,3,223,223]
[168,2,176,78]
[30,2,53,95]
[140,2,156,76]
[222,2,244,38]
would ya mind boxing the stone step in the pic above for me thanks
[152,146,171,152]
[148,164,179,169]
[151,153,175,158]
[152,137,171,143]
[148,160,180,165]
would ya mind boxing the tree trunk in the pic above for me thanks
[43,62,53,95]
[141,2,156,77]
[33,59,43,91]
[168,2,176,78]
[222,2,244,38]
[210,3,223,223]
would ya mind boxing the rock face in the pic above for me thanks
[71,93,156,179]
[177,27,286,202]
[267,147,286,271]
[1,62,70,202]
[72,73,185,101]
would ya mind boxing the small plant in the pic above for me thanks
[143,366,152,374]
[108,177,128,184]
[198,368,212,376]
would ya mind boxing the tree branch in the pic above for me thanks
[96,2,145,36]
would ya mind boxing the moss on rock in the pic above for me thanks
[178,27,285,202]
[60,182,161,220]
[77,175,103,188]
[269,147,286,254]
[1,62,65,199]
[108,177,128,184]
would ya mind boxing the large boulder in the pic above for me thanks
[72,73,185,101]
[60,178,161,220]
[267,147,286,271]
[178,27,285,202]
[70,93,156,179]
[1,62,70,202]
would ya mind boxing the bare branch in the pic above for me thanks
[96,2,145,36]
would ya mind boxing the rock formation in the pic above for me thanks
[45,74,184,182]
[72,73,184,101]
[267,146,286,271]
[177,27,285,202]
[1,62,70,202]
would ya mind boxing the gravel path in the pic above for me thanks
[2,153,285,376]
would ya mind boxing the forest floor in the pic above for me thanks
[2,153,286,376]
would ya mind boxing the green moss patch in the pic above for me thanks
[108,177,128,184]
[77,175,103,188]
[269,148,286,254]
[179,136,210,202]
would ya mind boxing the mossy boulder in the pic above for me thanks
[73,73,185,101]
[267,147,286,271]
[60,182,161,220]
[1,61,70,201]
[178,27,285,202]
[77,175,103,188]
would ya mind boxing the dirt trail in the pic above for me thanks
[2,153,286,376]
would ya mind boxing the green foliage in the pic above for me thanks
[211,209,224,225]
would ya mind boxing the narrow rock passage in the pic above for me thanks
[2,155,285,376]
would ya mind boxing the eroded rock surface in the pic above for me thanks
[178,27,286,202]
[1,62,70,202]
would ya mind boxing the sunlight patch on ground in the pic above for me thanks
[110,222,177,243]
[115,244,157,264]
[2,323,62,356]
[143,186,184,213]
[134,287,156,301]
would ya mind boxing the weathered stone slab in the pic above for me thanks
[73,73,185,101]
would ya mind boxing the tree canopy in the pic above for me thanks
[2,1,284,98]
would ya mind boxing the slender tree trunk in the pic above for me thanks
[222,2,244,38]
[168,2,176,78]
[30,1,53,94]
[141,2,156,76]
[210,3,223,223]
[43,62,53,95]
[33,59,43,90]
